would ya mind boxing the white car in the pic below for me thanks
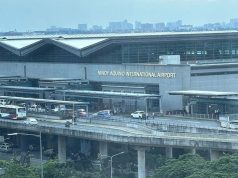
[23,118,38,125]
[229,121,238,129]
[131,111,146,119]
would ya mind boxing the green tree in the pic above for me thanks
[0,160,38,178]
[152,154,207,178]
[151,153,238,178]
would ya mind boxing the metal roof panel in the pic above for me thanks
[53,38,107,50]
[0,39,41,49]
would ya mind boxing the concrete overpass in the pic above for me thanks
[1,117,238,178]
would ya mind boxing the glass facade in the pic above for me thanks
[121,40,238,64]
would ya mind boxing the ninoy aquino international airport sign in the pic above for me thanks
[97,70,176,78]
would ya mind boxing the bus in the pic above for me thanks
[0,105,27,120]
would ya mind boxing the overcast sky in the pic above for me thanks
[0,0,238,32]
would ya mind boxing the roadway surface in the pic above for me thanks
[1,114,238,150]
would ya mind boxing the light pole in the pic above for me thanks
[101,152,125,178]
[8,132,43,178]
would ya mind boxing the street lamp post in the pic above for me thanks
[101,152,125,178]
[8,132,43,178]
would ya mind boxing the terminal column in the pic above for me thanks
[165,147,173,158]
[99,141,108,158]
[58,136,66,163]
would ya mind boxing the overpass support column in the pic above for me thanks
[58,136,66,163]
[135,147,148,178]
[191,148,196,155]
[209,149,219,161]
[20,135,28,151]
[80,140,91,156]
[99,141,108,157]
[165,147,173,158]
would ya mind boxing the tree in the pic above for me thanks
[0,160,38,178]
[152,154,207,178]
[151,153,238,178]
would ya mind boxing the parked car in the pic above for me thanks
[0,142,13,148]
[23,118,38,125]
[52,105,66,112]
[131,111,146,119]
[0,144,12,152]
[28,104,46,112]
[93,110,112,119]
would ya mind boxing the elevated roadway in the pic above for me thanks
[1,116,238,151]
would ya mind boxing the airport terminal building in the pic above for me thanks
[1,31,238,114]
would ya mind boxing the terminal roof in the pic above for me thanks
[169,90,238,97]
[0,96,89,105]
[0,31,238,57]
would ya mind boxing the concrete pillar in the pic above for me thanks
[20,135,28,151]
[191,148,196,155]
[210,149,219,161]
[58,136,66,163]
[135,147,147,178]
[99,141,108,158]
[80,140,91,156]
[165,147,173,158]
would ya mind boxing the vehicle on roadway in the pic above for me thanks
[229,120,238,129]
[92,110,113,119]
[23,118,38,125]
[0,105,26,120]
[131,111,146,119]
[78,109,87,117]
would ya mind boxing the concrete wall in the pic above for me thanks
[0,62,190,111]
[191,74,238,92]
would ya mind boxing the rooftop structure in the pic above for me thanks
[0,31,238,64]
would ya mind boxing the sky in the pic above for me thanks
[0,0,238,32]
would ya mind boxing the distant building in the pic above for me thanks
[91,25,103,32]
[166,20,182,31]
[140,23,154,32]
[178,25,193,31]
[135,21,142,31]
[107,20,133,32]
[230,18,238,28]
[78,24,87,31]
[155,23,165,31]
